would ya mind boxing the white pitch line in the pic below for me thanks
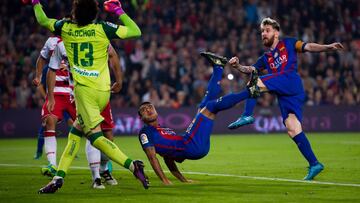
[1,163,360,188]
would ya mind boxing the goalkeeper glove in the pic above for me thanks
[104,0,125,16]
[21,0,39,5]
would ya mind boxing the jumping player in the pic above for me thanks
[46,39,121,188]
[138,52,254,184]
[227,17,344,180]
[29,0,149,193]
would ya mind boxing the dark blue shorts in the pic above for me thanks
[260,72,305,123]
[183,113,214,160]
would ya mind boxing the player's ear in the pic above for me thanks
[275,30,280,39]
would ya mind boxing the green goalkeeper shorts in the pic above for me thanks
[74,84,110,134]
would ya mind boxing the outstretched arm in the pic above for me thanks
[104,0,141,39]
[164,157,193,183]
[229,56,255,74]
[32,1,57,32]
[144,147,172,185]
[304,42,344,53]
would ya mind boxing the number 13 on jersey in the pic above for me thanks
[70,42,94,67]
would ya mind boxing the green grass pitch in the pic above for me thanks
[0,133,359,203]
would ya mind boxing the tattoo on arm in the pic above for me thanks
[238,65,255,74]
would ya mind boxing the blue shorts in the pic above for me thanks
[183,113,214,160]
[260,72,305,123]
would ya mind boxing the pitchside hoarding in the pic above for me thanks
[0,106,359,138]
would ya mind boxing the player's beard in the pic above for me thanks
[262,35,275,47]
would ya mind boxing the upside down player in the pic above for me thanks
[227,17,344,180]
[28,0,149,193]
[138,52,257,184]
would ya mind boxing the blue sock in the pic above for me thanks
[199,65,223,108]
[243,98,256,117]
[36,126,45,154]
[292,132,318,166]
[206,89,250,114]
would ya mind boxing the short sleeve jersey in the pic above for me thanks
[48,40,67,70]
[252,37,307,74]
[48,40,73,96]
[138,125,187,160]
[40,37,60,60]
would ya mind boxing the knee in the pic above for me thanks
[205,100,217,114]
[45,116,56,129]
[286,123,298,137]
[285,115,302,137]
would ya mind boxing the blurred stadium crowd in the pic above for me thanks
[0,0,359,109]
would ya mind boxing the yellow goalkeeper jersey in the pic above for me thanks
[53,20,125,91]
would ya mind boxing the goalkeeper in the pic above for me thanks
[27,0,149,193]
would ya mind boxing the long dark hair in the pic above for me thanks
[72,0,98,26]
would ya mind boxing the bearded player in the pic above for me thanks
[227,17,343,180]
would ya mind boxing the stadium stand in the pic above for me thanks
[0,0,359,109]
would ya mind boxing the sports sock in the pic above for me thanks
[36,126,45,154]
[44,130,57,166]
[243,98,256,117]
[199,65,223,108]
[56,127,83,178]
[85,140,101,180]
[89,132,134,171]
[206,89,250,114]
[100,152,110,172]
[292,132,318,166]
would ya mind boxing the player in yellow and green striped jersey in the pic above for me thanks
[28,0,149,193]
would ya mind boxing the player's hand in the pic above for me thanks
[162,179,173,185]
[32,77,41,86]
[60,60,69,71]
[32,0,40,5]
[22,0,40,5]
[327,42,344,51]
[104,0,125,16]
[60,64,68,71]
[229,56,242,71]
[184,179,197,184]
[229,56,240,67]
[111,81,122,93]
[47,96,55,112]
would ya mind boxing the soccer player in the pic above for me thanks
[85,45,122,189]
[29,0,149,193]
[42,35,126,189]
[227,17,343,180]
[138,52,254,184]
[32,36,71,161]
[37,36,77,177]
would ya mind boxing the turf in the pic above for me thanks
[0,133,359,203]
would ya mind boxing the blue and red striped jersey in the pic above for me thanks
[138,125,186,159]
[253,37,306,74]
